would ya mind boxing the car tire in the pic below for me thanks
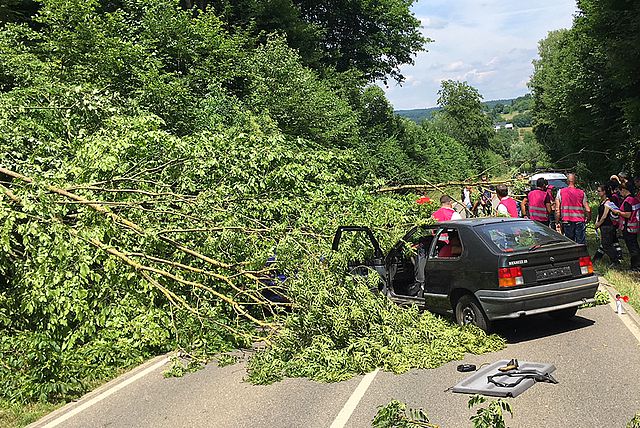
[455,294,490,331]
[548,306,578,320]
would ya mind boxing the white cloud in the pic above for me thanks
[420,16,449,29]
[445,61,466,71]
[383,0,577,110]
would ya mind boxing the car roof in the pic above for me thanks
[529,172,567,181]
[438,217,531,228]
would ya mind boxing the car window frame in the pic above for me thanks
[429,227,464,260]
[386,225,440,263]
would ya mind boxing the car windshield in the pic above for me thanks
[476,221,570,253]
[548,179,568,189]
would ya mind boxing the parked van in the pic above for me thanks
[529,172,568,190]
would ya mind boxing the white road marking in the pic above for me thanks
[39,357,169,428]
[329,368,379,428]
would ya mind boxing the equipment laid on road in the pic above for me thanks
[456,364,477,372]
[451,359,557,398]
[616,294,629,314]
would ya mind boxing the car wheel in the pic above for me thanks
[455,294,490,331]
[548,306,578,320]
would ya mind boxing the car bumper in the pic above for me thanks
[475,276,599,321]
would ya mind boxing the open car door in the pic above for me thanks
[332,226,385,278]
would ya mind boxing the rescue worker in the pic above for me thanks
[609,176,622,207]
[555,173,591,244]
[593,184,621,266]
[546,184,558,230]
[432,195,462,221]
[495,184,518,217]
[611,182,640,272]
[606,177,625,261]
[521,177,552,226]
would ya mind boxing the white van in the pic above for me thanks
[529,172,568,190]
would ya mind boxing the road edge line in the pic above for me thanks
[29,354,170,428]
[599,279,640,345]
[329,368,379,428]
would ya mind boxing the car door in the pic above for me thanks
[424,227,465,312]
[386,226,439,297]
[331,226,386,279]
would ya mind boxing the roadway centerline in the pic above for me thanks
[329,368,380,428]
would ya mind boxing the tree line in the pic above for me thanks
[530,0,640,178]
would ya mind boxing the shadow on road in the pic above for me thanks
[493,313,596,344]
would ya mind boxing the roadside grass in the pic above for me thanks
[587,228,640,314]
[0,363,141,428]
[600,268,640,314]
[500,112,516,121]
[0,401,62,428]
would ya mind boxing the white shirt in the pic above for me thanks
[497,197,510,215]
[462,188,471,205]
[451,210,462,220]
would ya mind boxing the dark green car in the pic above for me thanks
[332,218,599,331]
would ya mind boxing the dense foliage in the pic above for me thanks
[0,0,505,412]
[427,83,546,176]
[432,80,494,150]
[530,1,640,178]
[247,268,504,384]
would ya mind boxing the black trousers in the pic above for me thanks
[599,225,620,263]
[623,230,640,270]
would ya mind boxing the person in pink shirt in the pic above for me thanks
[495,185,518,217]
[432,195,462,221]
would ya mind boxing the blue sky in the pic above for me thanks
[382,0,578,109]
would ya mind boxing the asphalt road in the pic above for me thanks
[32,296,640,428]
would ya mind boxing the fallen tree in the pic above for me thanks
[374,180,520,194]
[0,126,505,402]
[0,0,505,409]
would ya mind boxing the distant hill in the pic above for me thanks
[393,107,440,122]
[395,97,524,123]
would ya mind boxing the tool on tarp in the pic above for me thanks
[498,358,519,372]
[451,359,558,398]
[488,369,558,388]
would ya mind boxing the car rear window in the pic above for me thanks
[476,221,570,253]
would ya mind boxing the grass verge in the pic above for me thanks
[0,401,62,428]
[0,362,145,428]
[587,228,640,314]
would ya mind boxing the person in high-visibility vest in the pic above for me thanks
[593,184,621,266]
[555,173,591,244]
[521,177,552,226]
[611,182,640,272]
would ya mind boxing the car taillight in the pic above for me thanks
[579,256,593,275]
[498,267,524,287]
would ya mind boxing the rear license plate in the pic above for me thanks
[536,266,572,281]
